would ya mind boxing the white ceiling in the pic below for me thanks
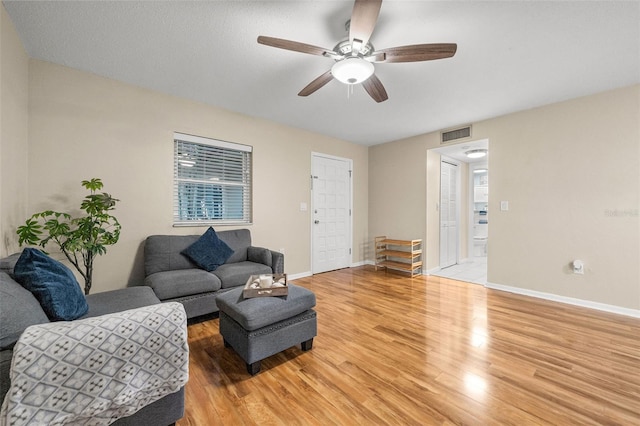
[4,0,639,146]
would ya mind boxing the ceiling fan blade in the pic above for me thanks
[349,0,382,47]
[258,36,333,57]
[365,52,386,62]
[376,43,457,63]
[362,74,388,103]
[298,70,334,97]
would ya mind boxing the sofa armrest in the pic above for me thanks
[82,286,160,319]
[271,250,284,274]
[247,246,272,267]
[1,302,189,425]
[246,247,284,274]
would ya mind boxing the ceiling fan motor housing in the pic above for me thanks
[333,39,375,58]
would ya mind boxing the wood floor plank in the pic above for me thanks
[178,266,640,425]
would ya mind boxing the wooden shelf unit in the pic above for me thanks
[374,236,423,277]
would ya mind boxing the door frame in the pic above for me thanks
[439,156,461,268]
[310,152,353,274]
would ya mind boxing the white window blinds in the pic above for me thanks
[173,132,252,226]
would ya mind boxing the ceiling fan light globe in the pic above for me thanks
[331,57,374,85]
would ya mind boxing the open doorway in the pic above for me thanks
[429,139,489,285]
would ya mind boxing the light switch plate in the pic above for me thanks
[500,201,509,211]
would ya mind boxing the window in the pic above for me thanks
[174,132,252,226]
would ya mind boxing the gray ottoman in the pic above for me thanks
[216,284,317,375]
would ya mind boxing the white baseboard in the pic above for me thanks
[424,266,441,275]
[287,271,312,281]
[486,282,640,319]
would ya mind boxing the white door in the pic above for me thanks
[311,154,352,274]
[440,159,459,268]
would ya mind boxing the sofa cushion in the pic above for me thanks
[13,248,88,321]
[181,227,233,272]
[215,284,316,331]
[145,269,222,300]
[0,253,20,275]
[213,261,273,289]
[216,229,251,264]
[145,235,201,276]
[0,349,13,402]
[0,272,49,350]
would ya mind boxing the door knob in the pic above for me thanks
[314,220,320,224]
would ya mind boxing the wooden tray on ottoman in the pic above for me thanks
[243,274,288,298]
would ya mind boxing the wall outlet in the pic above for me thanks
[572,259,584,274]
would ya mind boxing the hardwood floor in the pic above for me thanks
[178,266,640,425]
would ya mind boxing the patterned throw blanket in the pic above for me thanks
[1,302,189,426]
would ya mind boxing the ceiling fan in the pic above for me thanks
[257,0,457,103]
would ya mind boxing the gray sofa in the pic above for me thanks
[144,229,284,319]
[0,254,185,426]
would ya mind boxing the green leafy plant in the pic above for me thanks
[17,178,121,295]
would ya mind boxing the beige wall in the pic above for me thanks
[27,60,368,293]
[478,86,639,310]
[368,134,430,248]
[370,85,640,310]
[0,5,29,257]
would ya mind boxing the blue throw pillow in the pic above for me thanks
[13,248,88,321]
[182,227,234,272]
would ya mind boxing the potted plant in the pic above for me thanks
[16,178,121,295]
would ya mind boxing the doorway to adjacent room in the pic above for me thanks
[430,139,489,285]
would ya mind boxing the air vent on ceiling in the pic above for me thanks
[441,125,472,144]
